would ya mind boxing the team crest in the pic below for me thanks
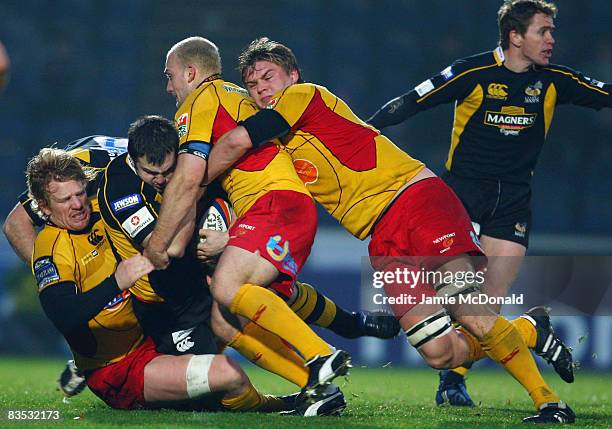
[266,97,279,109]
[176,113,189,137]
[524,81,542,103]
[514,222,528,238]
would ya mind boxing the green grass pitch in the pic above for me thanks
[0,357,609,428]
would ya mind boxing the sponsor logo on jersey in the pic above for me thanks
[484,106,537,136]
[223,84,249,96]
[121,206,155,238]
[433,232,456,254]
[486,83,509,100]
[266,235,298,275]
[104,290,131,310]
[293,159,318,184]
[441,66,454,81]
[34,257,60,290]
[524,81,542,103]
[585,76,605,89]
[514,222,528,238]
[415,79,435,97]
[176,113,189,138]
[111,193,142,214]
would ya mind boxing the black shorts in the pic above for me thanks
[134,256,217,355]
[133,297,218,355]
[441,172,531,247]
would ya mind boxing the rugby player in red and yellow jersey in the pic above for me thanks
[144,37,349,416]
[27,148,290,413]
[207,37,574,422]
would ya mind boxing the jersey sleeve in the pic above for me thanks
[32,230,78,293]
[368,58,482,129]
[99,168,160,246]
[18,191,46,226]
[176,91,219,161]
[546,65,611,109]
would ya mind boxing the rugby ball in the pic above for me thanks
[199,198,234,239]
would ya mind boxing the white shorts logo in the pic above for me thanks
[172,327,195,353]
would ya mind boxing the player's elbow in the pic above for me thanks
[226,127,254,152]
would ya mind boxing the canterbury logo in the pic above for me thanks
[500,346,520,364]
[88,230,104,246]
[176,337,195,353]
[487,83,508,99]
[252,305,268,322]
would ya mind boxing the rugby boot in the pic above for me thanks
[303,350,352,399]
[522,401,576,424]
[521,306,575,383]
[356,311,401,339]
[58,359,87,397]
[281,384,346,416]
[435,369,475,406]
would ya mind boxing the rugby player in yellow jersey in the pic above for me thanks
[207,37,575,423]
[144,36,349,415]
[27,148,286,412]
[4,136,127,263]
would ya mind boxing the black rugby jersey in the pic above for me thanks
[369,47,610,184]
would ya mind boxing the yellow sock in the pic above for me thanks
[480,316,559,409]
[230,283,332,361]
[229,321,308,388]
[451,366,470,377]
[512,317,537,348]
[221,383,285,412]
[291,281,337,327]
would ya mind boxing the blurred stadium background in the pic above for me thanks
[0,1,610,371]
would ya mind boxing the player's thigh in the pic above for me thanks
[212,245,279,299]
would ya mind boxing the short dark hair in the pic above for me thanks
[498,0,557,49]
[127,115,178,165]
[26,148,97,206]
[238,37,303,84]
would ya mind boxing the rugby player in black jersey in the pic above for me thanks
[368,1,608,420]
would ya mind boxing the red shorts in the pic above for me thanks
[368,177,485,317]
[228,190,317,299]
[86,337,161,410]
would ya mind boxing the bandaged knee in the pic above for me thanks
[406,310,452,348]
[186,354,215,398]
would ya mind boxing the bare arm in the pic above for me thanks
[141,204,197,259]
[205,126,253,184]
[144,153,206,269]
[2,203,36,263]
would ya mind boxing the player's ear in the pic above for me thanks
[509,29,523,48]
[289,69,299,84]
[37,199,52,218]
[186,64,197,83]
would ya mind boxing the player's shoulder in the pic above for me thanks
[34,224,70,259]
[66,135,127,168]
[447,48,503,76]
[101,154,144,199]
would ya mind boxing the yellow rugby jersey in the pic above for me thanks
[32,213,143,371]
[266,83,425,239]
[175,78,309,217]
